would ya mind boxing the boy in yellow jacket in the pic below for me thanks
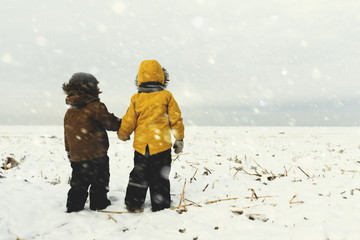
[118,60,184,212]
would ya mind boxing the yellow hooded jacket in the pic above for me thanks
[118,60,184,155]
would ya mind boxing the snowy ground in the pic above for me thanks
[0,126,359,240]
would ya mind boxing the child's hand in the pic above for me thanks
[173,140,184,154]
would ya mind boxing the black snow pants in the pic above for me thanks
[66,155,111,212]
[125,148,172,212]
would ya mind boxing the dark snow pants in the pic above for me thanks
[66,155,111,212]
[125,148,172,212]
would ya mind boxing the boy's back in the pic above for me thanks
[63,72,121,212]
[118,60,184,156]
[64,99,120,162]
[119,89,183,156]
[118,60,184,212]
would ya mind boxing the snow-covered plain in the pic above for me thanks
[0,126,359,240]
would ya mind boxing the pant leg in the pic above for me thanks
[125,151,149,210]
[149,149,172,212]
[89,155,111,210]
[66,161,91,212]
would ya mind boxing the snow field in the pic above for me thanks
[0,126,359,240]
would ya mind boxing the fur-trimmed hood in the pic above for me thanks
[65,92,99,109]
[135,60,169,92]
[63,72,102,108]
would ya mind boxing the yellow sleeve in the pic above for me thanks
[168,93,184,140]
[118,96,137,141]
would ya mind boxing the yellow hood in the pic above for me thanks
[137,60,165,86]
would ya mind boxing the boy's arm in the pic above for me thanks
[168,94,184,140]
[118,98,137,141]
[64,132,69,152]
[64,135,71,161]
[93,102,121,131]
[64,118,71,161]
[64,116,70,152]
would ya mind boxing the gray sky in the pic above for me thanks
[1,0,359,126]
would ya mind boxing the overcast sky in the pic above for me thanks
[1,0,359,126]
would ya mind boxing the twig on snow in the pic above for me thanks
[243,205,259,209]
[289,194,304,204]
[250,156,268,174]
[254,169,261,176]
[187,161,200,166]
[243,168,261,177]
[287,165,294,175]
[97,209,144,214]
[341,169,360,174]
[244,195,278,200]
[205,197,238,204]
[250,189,258,201]
[178,179,188,212]
[324,164,331,171]
[297,166,310,178]
[171,153,189,164]
[170,204,193,210]
[204,167,212,175]
[189,165,199,170]
[202,183,209,192]
[172,155,180,162]
[283,166,288,176]
[341,169,360,178]
[231,210,244,215]
[232,167,242,179]
[190,170,198,183]
[185,198,202,207]
[108,214,117,223]
[236,167,261,177]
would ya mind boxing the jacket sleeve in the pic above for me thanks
[168,93,184,140]
[64,131,69,152]
[64,114,70,152]
[118,97,137,141]
[93,102,121,131]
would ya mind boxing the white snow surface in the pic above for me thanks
[0,126,360,240]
